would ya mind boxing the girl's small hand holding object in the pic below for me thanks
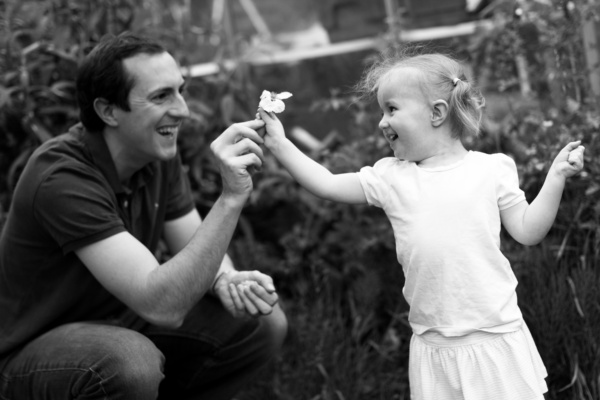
[552,140,585,179]
[255,90,292,124]
[254,90,291,147]
[257,90,292,114]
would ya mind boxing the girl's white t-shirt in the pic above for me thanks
[357,151,527,337]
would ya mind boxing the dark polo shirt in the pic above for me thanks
[0,124,195,356]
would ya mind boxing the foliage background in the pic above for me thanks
[1,0,600,399]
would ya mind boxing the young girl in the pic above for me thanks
[258,52,585,399]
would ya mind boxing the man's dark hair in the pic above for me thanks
[76,32,166,132]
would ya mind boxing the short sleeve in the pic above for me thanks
[493,154,526,210]
[164,154,195,221]
[34,166,125,254]
[357,158,396,208]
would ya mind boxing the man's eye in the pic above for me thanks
[154,92,169,101]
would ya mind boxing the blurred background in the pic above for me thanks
[1,0,600,399]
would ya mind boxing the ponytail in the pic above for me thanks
[448,76,485,140]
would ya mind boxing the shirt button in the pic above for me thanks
[124,200,129,208]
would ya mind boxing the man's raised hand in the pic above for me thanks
[210,119,266,201]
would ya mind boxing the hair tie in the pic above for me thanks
[452,77,461,86]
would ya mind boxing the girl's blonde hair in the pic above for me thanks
[355,48,485,140]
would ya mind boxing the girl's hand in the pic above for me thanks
[551,141,585,178]
[257,108,287,148]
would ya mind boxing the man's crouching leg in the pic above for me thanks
[0,322,165,399]
[143,296,288,400]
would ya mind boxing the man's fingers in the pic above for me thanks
[244,271,276,293]
[232,138,265,161]
[241,283,275,315]
[229,283,245,311]
[237,284,260,316]
[249,283,278,307]
[244,281,278,306]
[235,118,266,131]
[234,153,263,174]
[222,122,265,144]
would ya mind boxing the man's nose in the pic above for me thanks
[171,92,190,118]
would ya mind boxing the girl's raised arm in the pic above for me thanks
[259,109,367,205]
[501,141,584,245]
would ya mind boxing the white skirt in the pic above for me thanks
[409,321,548,400]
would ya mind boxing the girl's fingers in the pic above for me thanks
[564,140,582,152]
[567,146,585,166]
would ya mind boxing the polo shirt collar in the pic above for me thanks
[74,124,154,194]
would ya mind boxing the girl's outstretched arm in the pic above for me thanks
[258,109,367,205]
[500,141,585,246]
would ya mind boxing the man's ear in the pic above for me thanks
[431,100,449,127]
[93,98,119,127]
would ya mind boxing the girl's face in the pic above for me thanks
[377,68,436,163]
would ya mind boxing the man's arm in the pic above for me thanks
[163,208,278,318]
[76,120,273,327]
[76,193,243,327]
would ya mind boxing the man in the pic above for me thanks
[0,32,287,399]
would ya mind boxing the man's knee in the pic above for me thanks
[3,322,165,399]
[75,325,165,399]
[101,331,164,399]
[260,303,288,356]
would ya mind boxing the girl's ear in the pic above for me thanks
[93,98,119,128]
[431,100,449,127]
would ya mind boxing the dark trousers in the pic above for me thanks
[0,296,287,399]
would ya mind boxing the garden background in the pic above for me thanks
[1,0,600,399]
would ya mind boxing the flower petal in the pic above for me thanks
[258,97,273,110]
[260,90,271,100]
[276,92,293,100]
[263,99,285,113]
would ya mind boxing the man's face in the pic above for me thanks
[113,51,189,166]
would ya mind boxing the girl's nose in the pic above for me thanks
[378,115,388,130]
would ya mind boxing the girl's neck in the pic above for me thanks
[416,140,468,168]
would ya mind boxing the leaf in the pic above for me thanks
[585,183,600,196]
[0,85,10,108]
[220,93,235,126]
[22,115,52,143]
[49,81,75,99]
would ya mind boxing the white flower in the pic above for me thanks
[258,90,292,113]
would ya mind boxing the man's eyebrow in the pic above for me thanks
[148,78,187,96]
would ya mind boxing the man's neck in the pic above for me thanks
[102,129,146,184]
